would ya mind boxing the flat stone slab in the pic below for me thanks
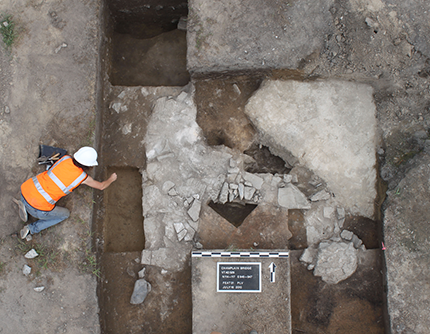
[245,80,377,218]
[187,0,334,73]
[192,250,291,334]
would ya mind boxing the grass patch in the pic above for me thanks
[0,14,16,50]
[81,249,100,278]
[15,239,61,273]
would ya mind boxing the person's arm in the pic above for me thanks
[82,173,117,190]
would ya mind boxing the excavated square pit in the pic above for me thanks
[107,0,189,86]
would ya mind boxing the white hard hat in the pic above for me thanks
[73,147,98,166]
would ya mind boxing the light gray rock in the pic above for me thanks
[337,207,345,219]
[340,230,353,241]
[34,286,45,292]
[352,234,363,249]
[141,250,152,266]
[130,279,151,305]
[174,222,185,234]
[23,265,31,276]
[278,184,311,209]
[162,181,175,195]
[187,199,202,222]
[245,80,377,218]
[177,229,187,242]
[323,207,334,218]
[244,186,256,200]
[310,190,331,202]
[300,247,318,264]
[177,16,187,31]
[243,172,264,189]
[168,188,178,196]
[283,174,293,183]
[138,268,146,278]
[219,182,229,204]
[238,183,244,200]
[24,249,39,259]
[313,241,358,284]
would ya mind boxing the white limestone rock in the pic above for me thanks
[243,172,264,189]
[219,182,229,204]
[313,241,358,284]
[245,80,377,218]
[278,184,311,209]
[310,190,331,202]
[187,199,202,222]
[25,249,39,259]
[340,229,354,241]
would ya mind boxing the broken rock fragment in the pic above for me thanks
[310,190,331,202]
[219,182,229,204]
[187,199,201,222]
[313,241,358,284]
[130,279,151,305]
[25,249,39,259]
[278,184,311,209]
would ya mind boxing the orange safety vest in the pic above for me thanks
[21,155,87,211]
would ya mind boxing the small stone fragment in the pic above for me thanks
[352,234,363,249]
[278,184,311,209]
[219,182,229,204]
[23,265,31,276]
[283,174,292,183]
[130,279,151,304]
[341,230,353,241]
[243,172,264,189]
[195,242,203,249]
[233,84,241,95]
[138,268,146,278]
[111,102,122,113]
[229,158,237,168]
[174,222,185,234]
[168,188,178,196]
[187,199,201,222]
[177,229,187,241]
[310,190,331,202]
[244,186,256,200]
[4,106,10,114]
[34,286,45,292]
[337,207,345,220]
[229,183,238,190]
[162,181,175,193]
[323,207,334,218]
[177,16,187,31]
[300,247,317,264]
[238,183,245,200]
[25,249,39,259]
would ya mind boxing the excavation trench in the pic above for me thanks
[92,1,386,333]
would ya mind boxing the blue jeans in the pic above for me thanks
[20,195,70,234]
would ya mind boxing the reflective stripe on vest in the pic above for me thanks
[46,156,87,196]
[32,176,56,205]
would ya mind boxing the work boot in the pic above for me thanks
[20,226,30,239]
[13,198,28,222]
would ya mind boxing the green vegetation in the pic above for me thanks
[15,239,60,274]
[0,14,16,50]
[81,249,100,278]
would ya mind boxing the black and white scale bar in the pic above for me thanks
[192,251,289,258]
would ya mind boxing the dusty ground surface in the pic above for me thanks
[0,0,102,332]
[0,0,429,334]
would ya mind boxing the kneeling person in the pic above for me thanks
[19,146,117,239]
